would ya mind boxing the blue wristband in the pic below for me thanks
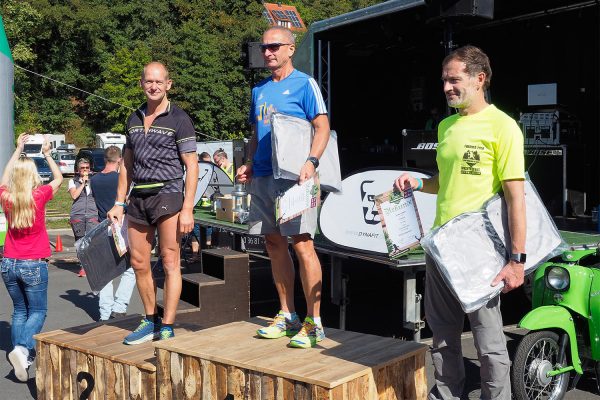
[114,201,127,208]
[415,178,423,191]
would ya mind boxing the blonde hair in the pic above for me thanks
[1,157,42,229]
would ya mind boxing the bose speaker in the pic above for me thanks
[429,0,494,19]
[243,42,266,69]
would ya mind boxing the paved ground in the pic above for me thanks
[0,229,598,399]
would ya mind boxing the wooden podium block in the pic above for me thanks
[154,318,428,400]
[34,314,201,400]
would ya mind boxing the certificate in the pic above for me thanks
[375,188,424,259]
[110,217,129,257]
[275,176,320,225]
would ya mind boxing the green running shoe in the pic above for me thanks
[289,317,325,348]
[257,311,302,339]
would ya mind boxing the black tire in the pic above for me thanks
[512,330,570,400]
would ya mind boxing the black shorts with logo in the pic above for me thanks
[127,192,183,226]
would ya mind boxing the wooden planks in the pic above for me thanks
[35,314,201,400]
[155,318,428,399]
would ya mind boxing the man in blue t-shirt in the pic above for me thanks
[90,146,136,321]
[237,26,330,348]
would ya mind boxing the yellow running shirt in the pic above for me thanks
[434,104,524,227]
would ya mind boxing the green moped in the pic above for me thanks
[512,248,600,399]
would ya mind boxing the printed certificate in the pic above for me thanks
[110,217,129,257]
[375,188,424,259]
[275,176,320,225]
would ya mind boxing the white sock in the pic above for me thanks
[282,311,296,320]
[312,317,322,326]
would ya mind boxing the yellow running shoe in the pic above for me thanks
[257,311,302,339]
[289,317,325,348]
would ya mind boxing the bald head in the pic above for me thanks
[141,62,170,81]
[264,26,295,45]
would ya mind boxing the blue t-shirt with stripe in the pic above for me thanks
[249,69,327,177]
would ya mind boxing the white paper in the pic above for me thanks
[276,177,319,225]
[109,217,129,257]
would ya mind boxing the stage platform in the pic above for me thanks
[34,313,203,400]
[154,318,428,399]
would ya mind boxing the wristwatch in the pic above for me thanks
[307,156,319,169]
[510,253,527,264]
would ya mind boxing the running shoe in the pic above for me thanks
[257,311,302,339]
[159,326,175,340]
[78,267,86,277]
[289,317,326,348]
[123,318,161,345]
[8,346,29,382]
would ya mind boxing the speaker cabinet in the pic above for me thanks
[243,42,266,69]
[429,0,494,19]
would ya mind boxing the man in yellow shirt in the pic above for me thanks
[213,148,234,182]
[395,45,525,400]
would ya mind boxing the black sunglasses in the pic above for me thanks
[260,43,291,53]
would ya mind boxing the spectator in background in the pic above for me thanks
[189,151,213,258]
[425,106,441,131]
[90,146,136,321]
[69,158,99,277]
[213,148,234,182]
[199,152,211,162]
[0,134,63,382]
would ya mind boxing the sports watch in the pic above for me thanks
[307,156,319,169]
[510,253,527,264]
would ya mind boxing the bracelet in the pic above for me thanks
[415,178,423,191]
[245,159,253,165]
[114,201,127,208]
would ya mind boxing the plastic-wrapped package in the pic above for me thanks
[75,219,130,294]
[421,177,567,313]
[485,177,567,274]
[421,211,507,313]
[270,112,342,192]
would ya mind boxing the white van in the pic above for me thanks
[96,133,126,150]
[23,134,46,158]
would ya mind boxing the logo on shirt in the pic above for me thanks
[282,89,290,95]
[461,144,482,175]
[257,102,276,125]
[258,93,264,101]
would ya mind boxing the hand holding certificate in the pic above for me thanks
[275,176,320,225]
[375,187,424,259]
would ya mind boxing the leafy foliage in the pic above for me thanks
[2,0,385,143]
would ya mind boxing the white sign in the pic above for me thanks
[319,169,437,254]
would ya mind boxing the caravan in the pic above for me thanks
[96,132,126,150]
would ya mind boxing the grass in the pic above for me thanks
[46,182,72,229]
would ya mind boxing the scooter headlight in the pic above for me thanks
[545,267,570,291]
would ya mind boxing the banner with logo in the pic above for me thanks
[319,168,436,255]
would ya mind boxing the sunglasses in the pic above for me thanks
[260,43,291,53]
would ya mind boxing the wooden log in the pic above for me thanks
[86,354,96,400]
[215,362,228,399]
[330,384,347,400]
[104,359,116,400]
[170,351,184,399]
[312,384,332,400]
[347,375,369,400]
[60,348,71,400]
[122,362,131,399]
[226,365,246,399]
[142,370,157,400]
[412,354,427,400]
[156,349,172,400]
[201,359,217,399]
[248,370,262,399]
[36,341,46,400]
[50,344,61,400]
[113,361,124,399]
[261,374,275,400]
[294,381,311,400]
[69,349,78,400]
[129,365,143,400]
[281,378,295,400]
[93,357,104,400]
[183,355,201,400]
